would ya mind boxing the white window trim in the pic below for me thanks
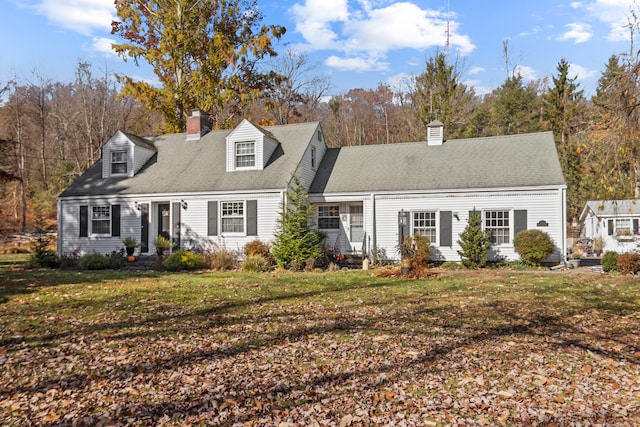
[318,205,340,230]
[235,141,256,169]
[91,205,111,236]
[221,201,246,235]
[110,150,128,175]
[411,210,438,245]
[483,209,511,246]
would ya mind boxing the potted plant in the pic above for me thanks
[567,250,581,268]
[122,237,139,257]
[593,237,604,256]
[153,235,172,256]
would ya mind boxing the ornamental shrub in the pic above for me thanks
[602,251,618,272]
[513,229,555,266]
[163,250,206,271]
[272,175,324,270]
[457,210,491,268]
[242,254,271,272]
[244,239,275,266]
[616,253,640,274]
[79,253,111,270]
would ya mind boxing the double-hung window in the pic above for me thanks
[311,146,317,169]
[235,141,255,168]
[318,205,340,229]
[485,210,510,244]
[111,150,127,174]
[616,218,632,235]
[92,206,111,234]
[413,211,436,243]
[221,201,244,233]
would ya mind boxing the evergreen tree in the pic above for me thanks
[457,210,491,268]
[542,59,586,222]
[491,73,543,135]
[414,52,475,139]
[272,175,323,270]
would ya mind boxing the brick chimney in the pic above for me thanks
[186,109,212,140]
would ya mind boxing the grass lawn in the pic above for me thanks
[1,258,640,426]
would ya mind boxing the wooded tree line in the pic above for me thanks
[1,0,639,234]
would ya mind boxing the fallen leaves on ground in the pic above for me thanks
[1,268,639,425]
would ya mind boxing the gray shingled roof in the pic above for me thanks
[580,200,640,220]
[309,131,565,193]
[60,122,319,198]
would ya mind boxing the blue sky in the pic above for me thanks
[1,0,638,97]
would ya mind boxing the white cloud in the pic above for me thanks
[514,65,538,81]
[468,66,485,76]
[291,0,475,72]
[29,0,115,35]
[558,22,592,43]
[570,2,583,8]
[581,0,636,41]
[325,55,388,71]
[90,37,116,57]
[568,63,598,80]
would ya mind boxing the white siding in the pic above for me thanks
[226,120,274,172]
[102,132,131,178]
[132,145,155,174]
[373,189,565,262]
[59,191,285,257]
[297,126,326,190]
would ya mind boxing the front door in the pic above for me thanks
[158,203,171,239]
[140,203,149,253]
[349,204,364,251]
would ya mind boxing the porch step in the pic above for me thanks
[121,255,160,271]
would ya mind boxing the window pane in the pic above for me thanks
[221,202,244,233]
[92,206,110,234]
[235,142,255,167]
[485,210,510,244]
[111,151,127,174]
[318,205,340,229]
[413,211,436,243]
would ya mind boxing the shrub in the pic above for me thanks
[513,229,555,266]
[616,253,640,274]
[457,210,491,268]
[440,261,463,270]
[28,217,59,269]
[79,253,111,270]
[108,249,126,269]
[244,239,274,265]
[59,251,80,269]
[203,247,238,271]
[163,250,206,271]
[602,251,618,272]
[242,254,271,272]
[272,175,324,270]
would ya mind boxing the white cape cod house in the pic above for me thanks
[580,200,640,253]
[57,111,567,263]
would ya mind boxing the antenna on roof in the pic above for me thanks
[445,0,450,58]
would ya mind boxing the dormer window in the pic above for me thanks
[235,141,256,168]
[111,150,128,174]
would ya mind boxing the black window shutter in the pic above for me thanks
[172,202,181,248]
[440,211,452,246]
[208,201,218,236]
[80,205,88,237]
[247,200,258,236]
[608,219,614,236]
[111,205,121,237]
[634,219,639,235]
[514,210,527,236]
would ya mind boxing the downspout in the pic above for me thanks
[371,193,377,262]
[56,198,62,257]
[561,187,567,263]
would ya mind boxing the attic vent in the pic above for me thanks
[427,120,444,146]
